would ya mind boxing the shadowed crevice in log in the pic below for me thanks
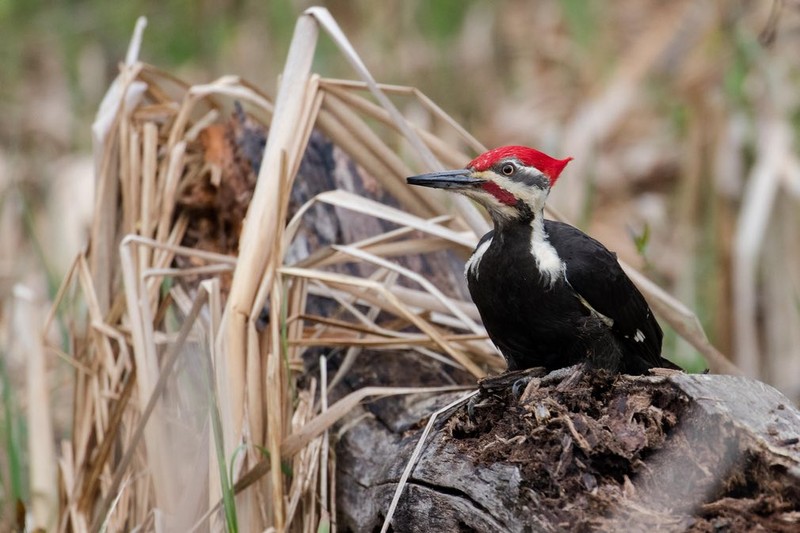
[376,477,496,521]
[382,482,512,533]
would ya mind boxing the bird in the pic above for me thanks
[407,146,680,375]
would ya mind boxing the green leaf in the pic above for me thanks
[630,223,651,257]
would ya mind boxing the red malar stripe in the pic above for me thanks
[482,182,517,206]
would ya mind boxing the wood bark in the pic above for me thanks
[333,353,800,532]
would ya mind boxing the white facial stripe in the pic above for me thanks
[464,170,550,221]
[490,174,549,210]
[465,237,492,279]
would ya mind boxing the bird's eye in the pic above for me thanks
[501,163,515,176]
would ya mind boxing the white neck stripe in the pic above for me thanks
[529,216,565,287]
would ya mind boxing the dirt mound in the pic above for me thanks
[444,370,800,531]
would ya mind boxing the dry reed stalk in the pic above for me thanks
[92,246,211,530]
[733,115,792,377]
[45,7,746,531]
[283,379,318,527]
[307,7,491,237]
[89,16,148,314]
[320,80,483,168]
[762,192,800,396]
[318,357,332,533]
[318,93,439,217]
[220,15,320,528]
[380,389,479,533]
[289,334,488,348]
[281,266,484,377]
[557,0,713,220]
[203,278,225,530]
[14,286,57,531]
[331,245,483,333]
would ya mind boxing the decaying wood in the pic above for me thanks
[334,353,800,532]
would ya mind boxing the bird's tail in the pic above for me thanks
[579,321,684,374]
[578,321,625,373]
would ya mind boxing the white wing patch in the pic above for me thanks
[465,237,492,279]
[568,279,615,327]
[634,329,645,342]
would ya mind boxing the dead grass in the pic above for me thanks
[2,2,797,531]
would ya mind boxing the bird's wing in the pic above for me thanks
[544,220,664,367]
[476,229,495,248]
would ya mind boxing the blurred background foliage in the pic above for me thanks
[1,0,799,521]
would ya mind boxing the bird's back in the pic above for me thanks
[467,219,678,373]
[544,220,672,372]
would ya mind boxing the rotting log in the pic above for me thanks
[333,351,800,532]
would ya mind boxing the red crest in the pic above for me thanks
[468,146,572,186]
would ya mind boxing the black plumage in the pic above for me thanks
[466,220,676,373]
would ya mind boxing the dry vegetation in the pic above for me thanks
[2,1,800,531]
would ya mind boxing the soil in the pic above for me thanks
[445,370,800,532]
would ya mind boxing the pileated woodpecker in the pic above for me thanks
[407,146,680,374]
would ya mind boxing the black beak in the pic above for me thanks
[406,169,486,189]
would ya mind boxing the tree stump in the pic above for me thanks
[334,352,800,532]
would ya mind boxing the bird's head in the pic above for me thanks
[407,146,572,223]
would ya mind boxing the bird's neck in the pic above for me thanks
[485,186,549,232]
[529,211,547,241]
[492,203,543,236]
[491,205,563,287]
